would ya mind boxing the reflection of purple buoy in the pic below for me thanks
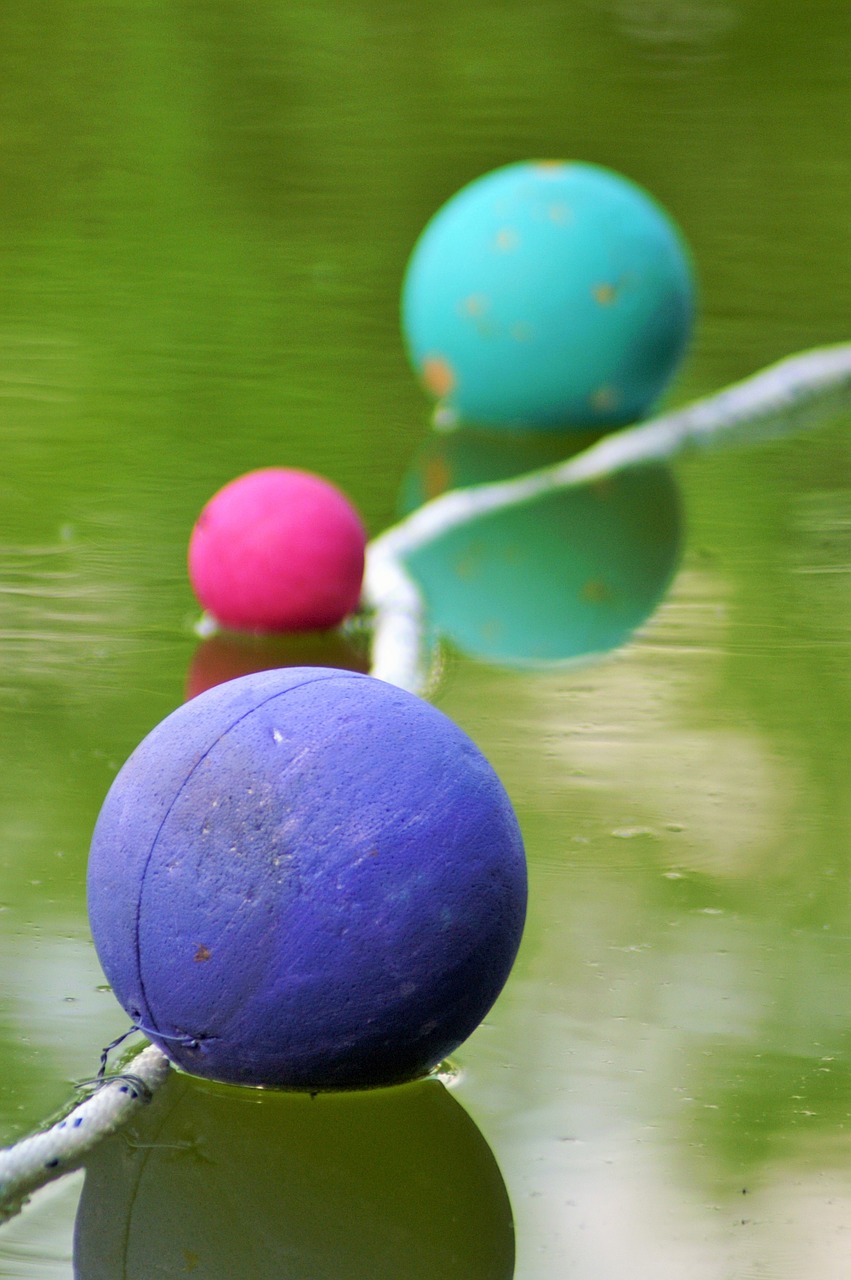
[185,629,369,701]
[188,468,367,633]
[75,1071,515,1280]
[87,668,527,1090]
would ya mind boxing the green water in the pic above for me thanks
[1,1,849,1275]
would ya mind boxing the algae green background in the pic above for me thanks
[1,2,849,1275]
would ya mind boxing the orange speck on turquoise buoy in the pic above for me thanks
[421,355,456,398]
[460,293,489,317]
[548,202,572,224]
[593,283,617,305]
[510,321,534,342]
[454,545,485,581]
[494,227,520,252]
[459,294,499,337]
[590,385,620,413]
[534,160,568,176]
[581,579,612,604]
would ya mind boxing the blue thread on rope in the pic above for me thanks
[76,1019,200,1103]
[133,1023,202,1051]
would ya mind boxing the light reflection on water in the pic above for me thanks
[1,0,850,1274]
[0,1176,82,1279]
[430,418,851,1274]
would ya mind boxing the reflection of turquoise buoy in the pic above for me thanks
[74,1072,515,1280]
[401,161,696,430]
[399,433,682,666]
[398,428,591,516]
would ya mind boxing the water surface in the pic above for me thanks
[1,2,849,1275]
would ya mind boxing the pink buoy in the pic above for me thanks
[188,468,366,633]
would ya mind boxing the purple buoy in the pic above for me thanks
[87,668,527,1090]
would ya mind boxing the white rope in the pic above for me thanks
[0,1045,170,1224]
[1,340,849,1220]
[369,343,851,566]
[363,342,851,694]
[361,542,434,694]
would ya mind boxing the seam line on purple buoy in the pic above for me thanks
[132,670,365,1040]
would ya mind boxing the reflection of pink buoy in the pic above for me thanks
[188,468,367,633]
[185,630,370,702]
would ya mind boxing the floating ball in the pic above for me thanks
[75,1071,514,1280]
[188,468,366,632]
[400,433,682,666]
[87,668,527,1090]
[401,160,696,430]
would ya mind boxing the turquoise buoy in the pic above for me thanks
[401,160,696,431]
